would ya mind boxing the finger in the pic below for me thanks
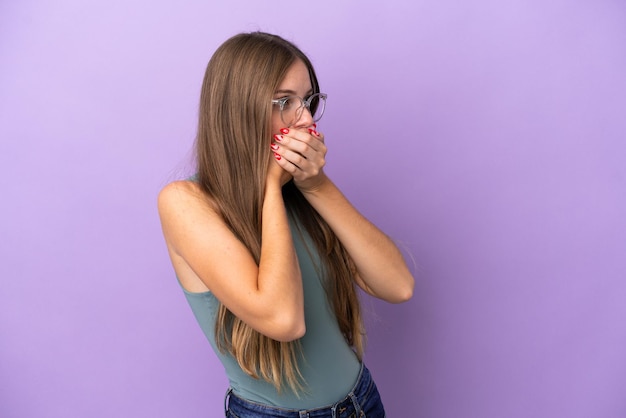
[275,132,327,159]
[271,146,301,174]
[308,128,325,143]
[281,147,325,178]
[278,128,326,153]
[272,142,324,181]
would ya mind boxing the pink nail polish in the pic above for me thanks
[280,128,289,135]
[270,143,279,150]
[273,134,282,142]
[274,152,281,160]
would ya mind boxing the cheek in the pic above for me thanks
[271,112,284,134]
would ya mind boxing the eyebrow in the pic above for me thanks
[274,89,314,96]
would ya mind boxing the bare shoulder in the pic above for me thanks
[158,180,222,222]
[157,180,234,293]
[157,180,227,254]
[158,180,209,211]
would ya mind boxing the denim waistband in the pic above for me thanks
[225,363,371,417]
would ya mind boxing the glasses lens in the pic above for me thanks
[309,94,326,122]
[281,96,301,126]
[279,94,327,126]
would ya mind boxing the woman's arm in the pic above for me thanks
[271,128,414,303]
[157,174,305,342]
[299,175,414,303]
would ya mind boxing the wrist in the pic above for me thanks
[297,173,331,196]
[265,181,283,195]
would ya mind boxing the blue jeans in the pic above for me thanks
[224,364,386,417]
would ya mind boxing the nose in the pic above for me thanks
[293,105,314,128]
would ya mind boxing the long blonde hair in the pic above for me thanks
[195,32,363,393]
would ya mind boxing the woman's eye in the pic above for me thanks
[284,97,300,110]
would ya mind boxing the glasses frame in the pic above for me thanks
[271,93,327,127]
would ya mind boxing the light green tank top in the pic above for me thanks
[181,216,361,409]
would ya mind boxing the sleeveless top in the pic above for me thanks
[180,216,361,409]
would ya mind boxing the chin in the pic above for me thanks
[281,175,294,186]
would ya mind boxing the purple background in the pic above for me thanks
[2,1,625,417]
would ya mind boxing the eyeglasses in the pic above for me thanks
[271,93,327,127]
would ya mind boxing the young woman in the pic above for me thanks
[158,32,414,417]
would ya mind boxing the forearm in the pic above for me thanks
[300,176,414,303]
[257,183,305,336]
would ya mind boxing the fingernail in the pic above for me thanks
[270,143,279,150]
[313,123,317,129]
[274,152,281,160]
[308,129,319,136]
[273,134,282,142]
[280,128,289,134]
